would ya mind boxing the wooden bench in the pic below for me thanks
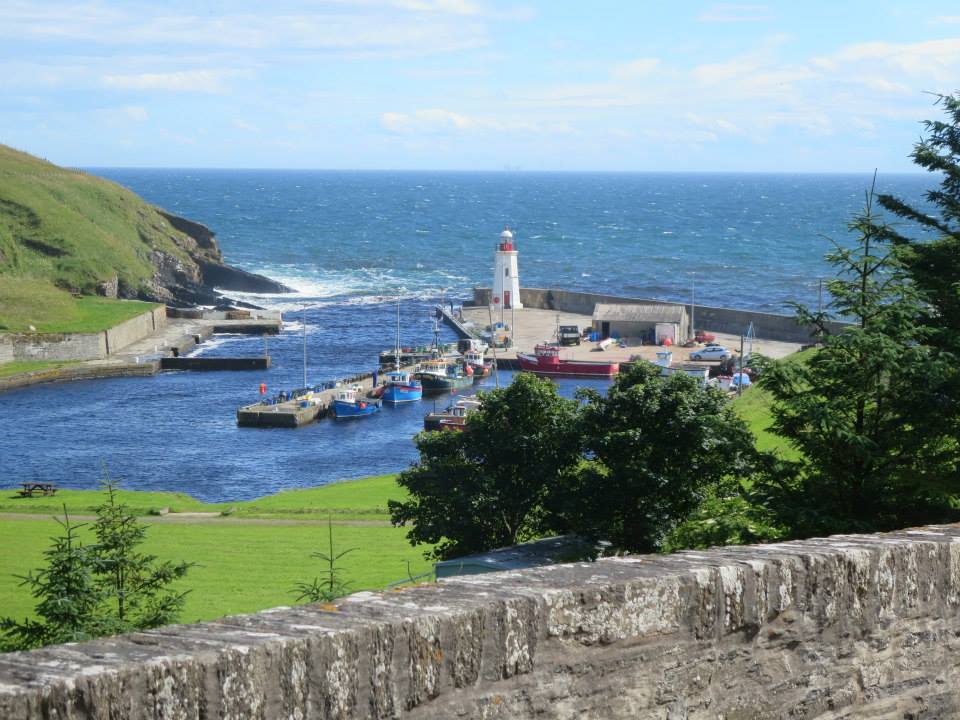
[18,482,57,497]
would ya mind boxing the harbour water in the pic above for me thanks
[0,171,936,501]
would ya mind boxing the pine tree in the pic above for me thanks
[757,184,957,535]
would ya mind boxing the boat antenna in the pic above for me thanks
[487,302,501,389]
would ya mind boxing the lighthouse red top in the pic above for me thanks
[498,226,514,251]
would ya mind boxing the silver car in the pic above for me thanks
[689,346,731,361]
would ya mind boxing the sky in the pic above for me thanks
[2,1,959,171]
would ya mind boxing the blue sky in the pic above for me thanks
[2,1,959,171]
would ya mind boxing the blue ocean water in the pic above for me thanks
[0,171,936,501]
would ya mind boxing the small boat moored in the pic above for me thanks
[377,369,423,403]
[332,385,382,418]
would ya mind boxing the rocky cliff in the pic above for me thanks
[0,144,291,307]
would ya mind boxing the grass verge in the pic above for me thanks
[0,277,159,333]
[0,360,82,377]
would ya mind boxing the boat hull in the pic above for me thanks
[416,374,474,393]
[381,384,423,403]
[333,399,381,418]
[516,353,620,377]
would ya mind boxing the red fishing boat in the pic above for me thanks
[516,344,620,377]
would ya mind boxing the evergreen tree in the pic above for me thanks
[1,481,193,651]
[877,92,960,437]
[0,511,103,651]
[91,481,193,633]
[757,185,958,536]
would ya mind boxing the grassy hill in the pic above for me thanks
[0,144,218,302]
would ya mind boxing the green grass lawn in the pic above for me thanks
[0,475,429,623]
[0,474,405,520]
[0,359,82,377]
[731,349,814,461]
[0,518,431,624]
[0,277,159,334]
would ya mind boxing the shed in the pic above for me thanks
[592,303,689,344]
[434,535,596,579]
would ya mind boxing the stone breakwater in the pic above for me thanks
[3,525,960,719]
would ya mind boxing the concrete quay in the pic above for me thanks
[457,306,803,368]
[0,310,283,393]
[237,367,394,428]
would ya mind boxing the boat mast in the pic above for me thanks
[302,305,307,389]
[395,295,401,372]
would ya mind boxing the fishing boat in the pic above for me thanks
[414,358,474,393]
[332,386,381,419]
[378,369,423,403]
[463,348,492,380]
[516,343,620,377]
[424,396,482,431]
[376,297,423,403]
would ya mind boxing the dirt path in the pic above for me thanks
[0,512,392,527]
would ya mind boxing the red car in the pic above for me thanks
[694,330,716,343]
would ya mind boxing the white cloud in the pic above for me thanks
[380,108,567,134]
[0,2,492,57]
[232,119,259,132]
[102,70,238,93]
[815,38,960,76]
[122,105,148,122]
[391,0,482,15]
[611,58,660,79]
[696,3,772,23]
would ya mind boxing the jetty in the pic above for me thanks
[236,367,409,428]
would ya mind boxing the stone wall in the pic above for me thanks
[3,306,165,362]
[0,336,13,364]
[6,331,107,361]
[104,305,166,355]
[470,287,847,344]
[4,524,960,719]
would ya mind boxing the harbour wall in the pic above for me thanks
[4,524,960,718]
[469,287,846,343]
[3,306,166,362]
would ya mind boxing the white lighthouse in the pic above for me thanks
[492,226,522,309]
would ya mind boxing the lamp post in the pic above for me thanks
[688,272,696,341]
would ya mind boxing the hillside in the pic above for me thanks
[0,144,288,307]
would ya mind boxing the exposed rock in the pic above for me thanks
[122,212,291,306]
[199,260,292,295]
[96,274,118,298]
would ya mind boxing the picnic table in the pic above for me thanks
[18,481,57,497]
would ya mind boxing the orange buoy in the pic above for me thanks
[359,402,367,410]
[259,383,267,394]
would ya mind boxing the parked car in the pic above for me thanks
[558,325,581,345]
[689,346,732,361]
[694,330,716,343]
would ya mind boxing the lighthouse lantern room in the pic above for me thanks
[492,227,522,309]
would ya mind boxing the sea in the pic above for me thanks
[0,171,936,502]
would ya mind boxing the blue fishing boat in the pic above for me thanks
[376,297,423,404]
[332,386,381,419]
[378,369,423,403]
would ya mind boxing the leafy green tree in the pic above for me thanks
[877,92,960,435]
[563,362,759,554]
[91,481,193,633]
[0,511,103,651]
[390,373,581,560]
[756,186,958,536]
